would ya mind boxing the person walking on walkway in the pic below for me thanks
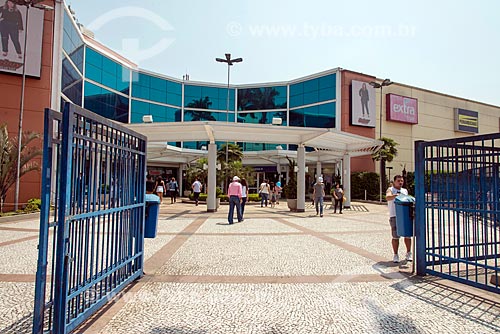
[192,177,202,206]
[168,177,179,204]
[227,176,243,224]
[313,177,325,217]
[155,177,165,203]
[386,175,412,263]
[240,178,248,219]
[259,179,270,207]
[332,183,344,214]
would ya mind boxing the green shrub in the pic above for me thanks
[248,194,260,202]
[24,198,42,213]
[351,172,380,201]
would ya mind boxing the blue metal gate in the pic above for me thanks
[33,103,147,333]
[415,133,500,294]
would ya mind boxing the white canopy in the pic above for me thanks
[126,121,382,164]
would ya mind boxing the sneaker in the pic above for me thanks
[393,254,399,263]
[405,252,413,261]
[320,214,323,217]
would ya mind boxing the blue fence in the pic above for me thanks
[33,103,147,333]
[415,133,500,294]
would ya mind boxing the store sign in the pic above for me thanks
[386,94,418,124]
[351,80,376,127]
[0,5,44,77]
[455,108,479,133]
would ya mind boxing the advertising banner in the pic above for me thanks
[351,80,376,127]
[386,94,418,124]
[455,108,479,133]
[0,2,44,77]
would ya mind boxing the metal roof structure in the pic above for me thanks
[126,121,383,164]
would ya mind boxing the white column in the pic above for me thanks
[297,145,306,212]
[178,165,184,197]
[207,143,217,212]
[316,161,322,180]
[342,153,351,208]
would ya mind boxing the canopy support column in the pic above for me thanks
[297,144,306,212]
[207,143,217,212]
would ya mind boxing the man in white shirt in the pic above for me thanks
[191,177,203,206]
[386,175,411,263]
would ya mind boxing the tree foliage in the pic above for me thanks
[283,156,297,199]
[371,137,398,163]
[0,124,42,212]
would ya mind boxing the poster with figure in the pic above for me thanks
[0,1,44,77]
[351,80,376,127]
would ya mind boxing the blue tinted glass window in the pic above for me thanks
[182,141,210,150]
[61,55,82,105]
[62,10,84,72]
[237,111,287,125]
[85,47,130,95]
[240,143,287,151]
[237,86,287,111]
[184,110,235,122]
[131,73,182,107]
[84,81,129,123]
[289,74,336,108]
[184,85,234,110]
[289,102,336,128]
[130,100,181,123]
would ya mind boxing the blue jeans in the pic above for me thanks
[315,197,324,215]
[241,197,247,217]
[260,193,269,207]
[228,195,242,224]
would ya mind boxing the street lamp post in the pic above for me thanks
[215,53,242,186]
[14,0,50,210]
[369,78,393,202]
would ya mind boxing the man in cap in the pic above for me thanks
[312,176,326,217]
[227,176,243,224]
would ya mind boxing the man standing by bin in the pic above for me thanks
[386,175,411,263]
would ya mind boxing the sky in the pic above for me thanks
[68,0,500,107]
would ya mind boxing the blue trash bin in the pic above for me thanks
[395,194,415,237]
[145,194,160,238]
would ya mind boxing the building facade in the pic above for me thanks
[1,1,499,209]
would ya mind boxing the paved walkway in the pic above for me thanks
[0,201,499,333]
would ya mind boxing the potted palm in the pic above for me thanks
[283,156,298,211]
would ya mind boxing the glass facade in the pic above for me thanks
[62,7,339,151]
[131,72,182,106]
[84,81,129,123]
[238,86,287,111]
[61,55,82,105]
[289,74,336,108]
[85,47,130,95]
[290,102,336,128]
[62,10,84,73]
[130,100,181,123]
[184,85,235,111]
[237,111,287,125]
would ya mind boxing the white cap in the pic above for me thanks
[318,177,323,183]
[233,176,240,181]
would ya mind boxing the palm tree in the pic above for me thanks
[372,137,399,196]
[185,97,216,121]
[217,143,243,163]
[0,124,42,212]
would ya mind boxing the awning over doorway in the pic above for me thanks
[126,121,382,163]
